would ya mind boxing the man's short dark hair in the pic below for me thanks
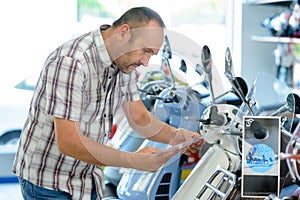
[112,7,166,29]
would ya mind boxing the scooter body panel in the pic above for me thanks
[153,86,207,132]
[172,144,240,200]
[117,140,182,200]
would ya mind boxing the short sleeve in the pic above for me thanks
[44,56,84,121]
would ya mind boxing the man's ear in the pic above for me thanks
[117,24,131,42]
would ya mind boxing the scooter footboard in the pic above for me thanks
[172,145,232,200]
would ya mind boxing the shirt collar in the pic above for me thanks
[95,24,113,69]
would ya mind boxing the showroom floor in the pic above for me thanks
[0,183,22,199]
[0,149,22,199]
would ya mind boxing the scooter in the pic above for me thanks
[171,46,299,200]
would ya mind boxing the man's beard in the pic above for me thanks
[119,63,141,74]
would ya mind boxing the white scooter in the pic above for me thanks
[172,46,298,200]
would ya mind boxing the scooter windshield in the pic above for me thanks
[234,72,295,135]
[233,72,300,183]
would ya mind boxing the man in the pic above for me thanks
[13,7,203,199]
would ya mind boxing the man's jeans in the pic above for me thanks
[19,178,98,199]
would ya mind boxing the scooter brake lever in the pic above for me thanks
[146,95,175,103]
[138,89,149,93]
[221,130,242,136]
[184,116,210,125]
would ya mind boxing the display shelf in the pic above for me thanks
[241,3,295,87]
[251,35,300,43]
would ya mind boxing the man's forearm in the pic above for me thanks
[55,117,131,167]
[54,117,182,172]
[122,100,177,144]
[58,128,178,172]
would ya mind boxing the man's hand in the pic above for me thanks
[170,128,205,156]
[127,146,180,172]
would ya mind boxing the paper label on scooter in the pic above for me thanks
[157,136,203,154]
[241,116,281,198]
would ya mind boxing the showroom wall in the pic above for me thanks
[0,0,237,93]
[0,0,76,88]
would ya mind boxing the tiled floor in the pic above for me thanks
[0,183,22,200]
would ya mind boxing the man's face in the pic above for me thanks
[114,22,164,74]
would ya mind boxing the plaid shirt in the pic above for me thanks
[13,25,140,199]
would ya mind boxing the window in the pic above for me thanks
[77,0,237,93]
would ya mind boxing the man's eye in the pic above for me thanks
[144,49,154,55]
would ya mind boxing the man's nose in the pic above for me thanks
[141,54,151,66]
